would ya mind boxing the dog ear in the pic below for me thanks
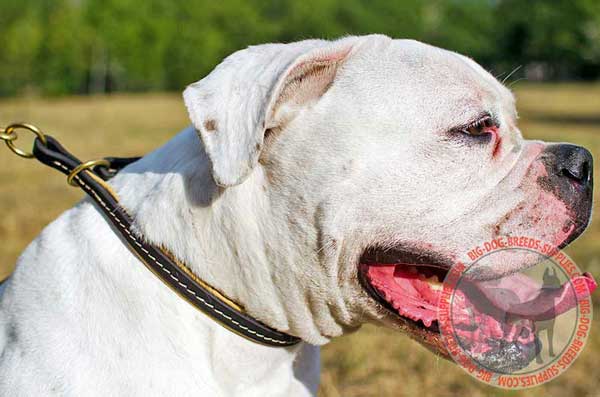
[543,268,550,278]
[183,38,356,187]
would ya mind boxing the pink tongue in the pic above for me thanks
[466,272,597,321]
[366,265,440,326]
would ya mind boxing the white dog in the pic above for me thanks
[0,34,593,395]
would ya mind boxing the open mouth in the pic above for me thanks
[358,245,598,372]
[358,247,452,356]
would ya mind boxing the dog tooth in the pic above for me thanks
[425,275,442,290]
[425,274,440,283]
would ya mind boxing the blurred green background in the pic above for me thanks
[1,0,600,97]
[1,1,600,396]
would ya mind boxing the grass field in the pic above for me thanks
[1,84,600,396]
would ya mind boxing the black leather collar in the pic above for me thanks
[32,136,301,347]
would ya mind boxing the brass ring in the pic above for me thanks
[0,129,17,142]
[4,123,47,159]
[67,159,111,186]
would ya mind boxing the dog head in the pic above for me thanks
[183,35,593,366]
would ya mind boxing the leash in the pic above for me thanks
[0,123,301,347]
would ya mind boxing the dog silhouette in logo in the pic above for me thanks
[534,266,561,364]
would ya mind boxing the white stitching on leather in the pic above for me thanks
[51,160,290,344]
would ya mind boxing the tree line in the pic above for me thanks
[0,0,599,96]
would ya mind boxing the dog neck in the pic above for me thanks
[111,126,347,346]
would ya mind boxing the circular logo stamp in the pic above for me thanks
[438,236,596,389]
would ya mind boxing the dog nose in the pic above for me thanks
[555,144,593,186]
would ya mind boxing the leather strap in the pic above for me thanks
[32,136,301,347]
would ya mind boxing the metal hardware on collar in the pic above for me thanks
[67,159,111,186]
[0,129,17,142]
[3,123,47,158]
[1,123,301,347]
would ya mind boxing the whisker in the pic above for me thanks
[508,77,527,88]
[502,65,523,85]
[495,70,508,80]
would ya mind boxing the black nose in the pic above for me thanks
[555,144,593,186]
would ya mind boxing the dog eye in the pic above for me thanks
[460,116,496,136]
